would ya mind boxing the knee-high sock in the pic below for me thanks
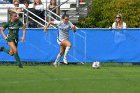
[14,53,21,65]
[64,46,70,59]
[3,47,10,54]
[3,48,14,56]
[55,53,62,63]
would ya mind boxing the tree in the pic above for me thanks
[77,0,140,28]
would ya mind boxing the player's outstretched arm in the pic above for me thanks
[0,27,7,40]
[44,21,54,32]
[21,25,26,42]
[69,21,76,32]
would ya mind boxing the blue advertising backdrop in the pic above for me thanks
[0,28,140,62]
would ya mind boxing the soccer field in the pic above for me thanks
[0,64,140,93]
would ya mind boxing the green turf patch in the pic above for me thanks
[0,65,140,93]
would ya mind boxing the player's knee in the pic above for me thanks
[66,42,71,47]
[13,49,17,54]
[9,51,14,56]
[67,44,72,47]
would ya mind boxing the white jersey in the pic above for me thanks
[54,21,73,41]
[112,22,126,29]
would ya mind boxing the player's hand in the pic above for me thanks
[73,29,76,33]
[44,27,47,32]
[72,25,76,32]
[21,37,25,42]
[109,27,112,29]
[4,36,7,40]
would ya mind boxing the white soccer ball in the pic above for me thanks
[92,61,100,69]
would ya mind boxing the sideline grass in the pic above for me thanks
[0,64,140,93]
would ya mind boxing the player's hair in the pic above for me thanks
[62,14,69,19]
[115,13,123,28]
[13,0,19,4]
[33,0,42,8]
[24,0,30,4]
[50,0,57,6]
[10,12,17,16]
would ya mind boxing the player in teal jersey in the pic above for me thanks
[0,12,26,68]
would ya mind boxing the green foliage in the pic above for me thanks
[77,0,140,28]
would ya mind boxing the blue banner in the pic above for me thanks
[0,28,140,62]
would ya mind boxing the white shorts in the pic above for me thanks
[57,38,65,45]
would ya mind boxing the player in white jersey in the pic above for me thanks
[44,14,76,66]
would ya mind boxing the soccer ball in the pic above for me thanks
[92,61,100,69]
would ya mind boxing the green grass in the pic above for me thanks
[0,64,140,93]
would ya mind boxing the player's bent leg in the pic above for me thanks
[63,46,70,64]
[61,40,72,47]
[14,53,23,68]
[9,49,14,56]
[53,46,65,67]
[8,42,23,68]
[0,47,14,56]
[53,53,61,67]
[61,40,72,64]
[0,46,11,55]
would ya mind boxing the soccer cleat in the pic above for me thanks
[63,58,68,64]
[0,46,4,51]
[52,62,57,67]
[18,64,23,68]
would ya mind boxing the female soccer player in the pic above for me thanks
[0,12,26,68]
[44,14,76,66]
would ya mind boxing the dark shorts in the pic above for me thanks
[7,38,18,47]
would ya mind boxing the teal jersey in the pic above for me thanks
[3,19,23,39]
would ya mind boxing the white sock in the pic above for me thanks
[64,46,71,59]
[55,53,62,63]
